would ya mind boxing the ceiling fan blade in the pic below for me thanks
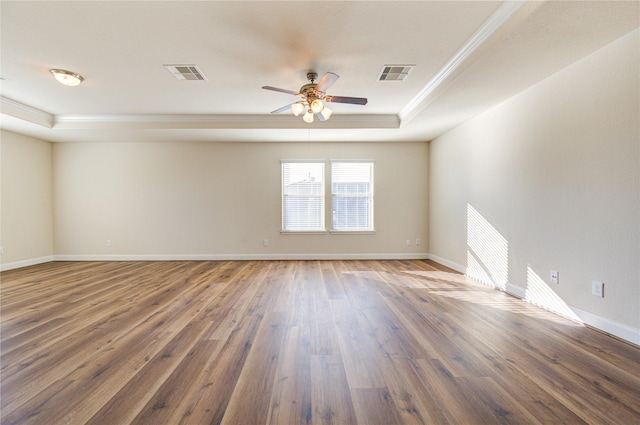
[325,95,368,105]
[262,86,300,96]
[270,103,294,114]
[315,72,339,93]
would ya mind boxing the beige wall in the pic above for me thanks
[429,29,639,340]
[0,130,54,268]
[53,141,428,258]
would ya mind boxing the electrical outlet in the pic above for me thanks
[406,239,411,246]
[263,239,269,247]
[592,280,604,297]
[106,240,112,248]
[550,270,559,284]
[415,238,421,246]
[0,247,4,255]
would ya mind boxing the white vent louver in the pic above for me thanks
[164,64,207,81]
[378,65,414,82]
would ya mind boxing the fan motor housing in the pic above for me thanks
[300,83,323,100]
[300,83,317,94]
[301,71,323,99]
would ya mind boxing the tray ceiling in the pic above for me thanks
[1,1,638,143]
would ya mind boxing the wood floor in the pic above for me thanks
[1,260,639,425]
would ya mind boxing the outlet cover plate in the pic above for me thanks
[592,280,604,297]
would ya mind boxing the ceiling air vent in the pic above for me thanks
[164,64,207,81]
[378,65,414,82]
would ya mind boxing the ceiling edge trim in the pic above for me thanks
[1,96,54,128]
[51,113,400,130]
[397,0,525,126]
[0,96,398,130]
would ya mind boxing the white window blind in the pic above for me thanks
[282,161,325,231]
[331,161,374,231]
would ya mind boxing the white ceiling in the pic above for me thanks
[1,1,638,143]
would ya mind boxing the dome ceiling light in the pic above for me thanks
[50,69,84,86]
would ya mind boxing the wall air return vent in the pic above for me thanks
[378,65,414,82]
[164,64,207,81]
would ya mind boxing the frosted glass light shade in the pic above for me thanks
[50,69,84,86]
[320,106,333,120]
[291,102,305,116]
[310,99,324,113]
[303,110,314,123]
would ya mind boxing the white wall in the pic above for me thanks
[53,141,428,259]
[0,130,54,269]
[429,29,639,343]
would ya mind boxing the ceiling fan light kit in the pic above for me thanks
[291,102,305,116]
[303,109,314,123]
[262,71,367,123]
[310,99,324,113]
[319,106,333,120]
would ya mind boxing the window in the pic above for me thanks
[331,161,374,231]
[281,161,325,232]
[281,160,374,233]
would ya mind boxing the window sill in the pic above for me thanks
[279,230,376,235]
[280,230,328,235]
[329,230,376,235]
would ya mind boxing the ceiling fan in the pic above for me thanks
[262,71,368,123]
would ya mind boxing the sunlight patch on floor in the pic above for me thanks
[402,270,471,286]
[429,288,583,326]
[344,270,437,289]
[343,268,583,326]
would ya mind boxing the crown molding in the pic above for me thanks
[1,96,399,132]
[1,96,54,128]
[398,0,525,126]
[53,113,399,130]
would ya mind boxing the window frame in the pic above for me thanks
[330,160,375,233]
[280,159,375,235]
[281,160,327,234]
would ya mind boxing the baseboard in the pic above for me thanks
[2,253,432,270]
[500,283,637,345]
[1,255,54,271]
[505,282,526,299]
[570,306,640,346]
[53,253,431,262]
[426,254,466,274]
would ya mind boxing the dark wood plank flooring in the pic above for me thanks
[1,260,639,424]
